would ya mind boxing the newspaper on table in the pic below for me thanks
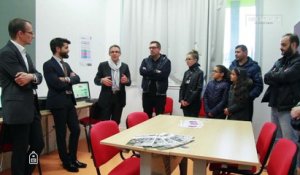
[127,133,194,149]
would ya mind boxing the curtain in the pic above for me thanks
[120,0,225,85]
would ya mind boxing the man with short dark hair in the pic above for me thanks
[262,33,300,173]
[139,41,171,118]
[0,18,44,175]
[229,44,263,121]
[43,37,86,172]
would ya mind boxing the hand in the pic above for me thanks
[181,100,189,107]
[59,77,67,82]
[120,74,128,84]
[70,72,76,77]
[224,108,230,116]
[291,106,300,119]
[101,76,112,86]
[15,72,34,86]
[208,112,213,117]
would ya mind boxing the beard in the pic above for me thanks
[281,45,293,57]
[59,52,69,58]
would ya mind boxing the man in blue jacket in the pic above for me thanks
[229,45,263,121]
[139,41,171,118]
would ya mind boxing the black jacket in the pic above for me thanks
[94,61,131,108]
[262,52,300,111]
[179,63,204,104]
[139,54,171,95]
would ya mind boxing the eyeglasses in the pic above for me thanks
[110,51,120,53]
[24,31,34,35]
[149,46,158,49]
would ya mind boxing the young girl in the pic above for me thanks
[179,50,204,117]
[204,65,230,119]
[224,68,252,121]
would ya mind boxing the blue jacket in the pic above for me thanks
[203,79,230,117]
[229,57,263,100]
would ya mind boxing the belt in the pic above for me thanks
[112,90,120,95]
[66,90,73,95]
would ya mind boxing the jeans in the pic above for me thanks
[271,107,300,167]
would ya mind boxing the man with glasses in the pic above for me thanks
[229,45,263,121]
[139,41,171,118]
[0,18,44,175]
[94,45,131,124]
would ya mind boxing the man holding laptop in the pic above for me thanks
[43,38,87,172]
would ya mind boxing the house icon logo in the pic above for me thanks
[29,151,38,165]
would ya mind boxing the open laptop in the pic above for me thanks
[72,81,96,103]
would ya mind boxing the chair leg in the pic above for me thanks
[84,126,91,152]
[96,167,101,175]
[38,160,42,175]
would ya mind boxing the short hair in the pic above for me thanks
[283,33,299,48]
[109,44,121,54]
[187,50,199,61]
[235,45,248,53]
[8,18,31,39]
[150,41,161,49]
[50,38,71,54]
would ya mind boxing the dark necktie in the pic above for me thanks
[60,60,68,77]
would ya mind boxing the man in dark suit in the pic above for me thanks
[43,38,86,172]
[0,18,44,175]
[94,45,131,124]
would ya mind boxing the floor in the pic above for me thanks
[0,139,267,175]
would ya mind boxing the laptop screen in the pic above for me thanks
[72,82,90,101]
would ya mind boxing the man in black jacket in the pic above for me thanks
[139,41,171,118]
[262,33,300,172]
[94,45,131,124]
[43,38,86,172]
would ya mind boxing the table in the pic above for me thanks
[101,115,259,175]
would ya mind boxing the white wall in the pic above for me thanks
[252,0,300,137]
[36,0,120,98]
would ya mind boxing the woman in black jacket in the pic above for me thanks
[179,50,204,117]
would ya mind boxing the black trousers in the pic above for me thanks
[181,100,201,117]
[142,93,166,118]
[100,93,123,124]
[248,100,254,121]
[8,112,44,175]
[51,96,80,165]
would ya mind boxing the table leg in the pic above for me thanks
[193,159,207,175]
[140,152,152,175]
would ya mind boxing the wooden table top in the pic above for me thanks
[101,115,259,166]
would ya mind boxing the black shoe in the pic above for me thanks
[73,160,87,168]
[63,162,79,172]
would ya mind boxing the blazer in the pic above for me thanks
[94,61,131,108]
[0,41,43,124]
[43,57,80,109]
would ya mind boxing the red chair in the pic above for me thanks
[267,138,298,175]
[90,121,140,175]
[209,122,277,175]
[198,97,206,117]
[164,96,173,115]
[126,112,149,129]
[79,102,101,152]
[0,123,42,174]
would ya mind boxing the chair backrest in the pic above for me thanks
[256,122,277,169]
[90,120,120,167]
[126,112,149,128]
[198,97,206,117]
[267,138,298,175]
[164,96,173,115]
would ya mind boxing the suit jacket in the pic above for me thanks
[94,61,131,108]
[0,41,43,124]
[43,57,80,109]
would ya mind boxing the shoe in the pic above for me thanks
[63,162,79,172]
[73,160,87,168]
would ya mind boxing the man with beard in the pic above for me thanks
[262,33,300,174]
[229,45,263,121]
[43,38,87,172]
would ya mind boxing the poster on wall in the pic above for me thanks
[80,36,92,66]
